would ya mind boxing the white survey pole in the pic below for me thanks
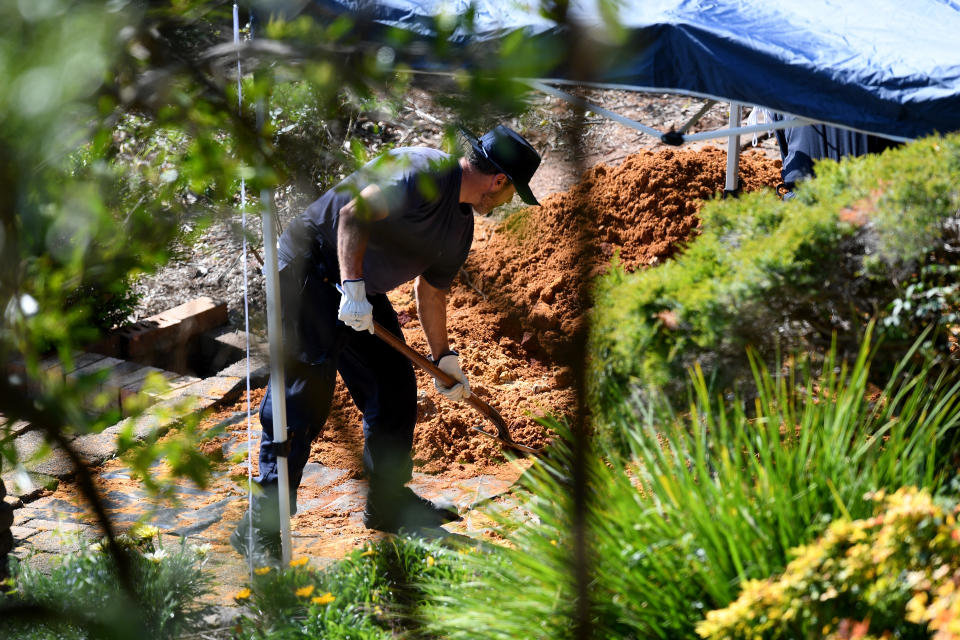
[233,4,255,578]
[725,102,742,193]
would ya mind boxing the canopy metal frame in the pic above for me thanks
[525,79,910,192]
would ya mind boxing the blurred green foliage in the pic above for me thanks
[0,528,212,640]
[0,0,559,635]
[5,1,958,638]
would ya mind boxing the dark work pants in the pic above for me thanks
[255,259,417,514]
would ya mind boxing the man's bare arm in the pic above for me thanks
[337,183,389,280]
[414,276,451,360]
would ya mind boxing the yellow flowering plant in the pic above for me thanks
[295,584,315,598]
[697,487,960,640]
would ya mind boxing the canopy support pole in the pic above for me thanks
[259,183,292,566]
[677,99,716,135]
[725,102,742,195]
[680,117,808,142]
[526,79,812,144]
[233,2,293,568]
[249,30,293,565]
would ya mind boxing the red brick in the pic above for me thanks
[87,332,123,358]
[121,298,227,366]
[162,297,227,324]
[121,319,170,359]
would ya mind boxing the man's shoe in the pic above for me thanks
[230,514,281,565]
[363,486,461,533]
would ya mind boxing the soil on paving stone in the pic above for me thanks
[55,146,783,500]
[79,147,781,501]
[20,134,783,604]
[126,88,782,480]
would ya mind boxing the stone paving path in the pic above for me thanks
[4,354,533,626]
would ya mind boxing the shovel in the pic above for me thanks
[369,320,540,456]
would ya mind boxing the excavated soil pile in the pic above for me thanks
[459,147,781,358]
[311,147,781,476]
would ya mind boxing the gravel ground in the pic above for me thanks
[132,214,269,330]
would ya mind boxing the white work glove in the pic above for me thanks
[337,279,374,334]
[434,351,471,402]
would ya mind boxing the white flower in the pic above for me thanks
[132,524,160,540]
[143,549,168,564]
[191,543,212,556]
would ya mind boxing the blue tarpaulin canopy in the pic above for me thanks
[304,0,960,141]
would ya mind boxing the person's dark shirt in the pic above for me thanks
[278,148,474,294]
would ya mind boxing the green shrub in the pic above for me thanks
[420,332,960,639]
[234,536,470,639]
[591,134,960,437]
[697,486,960,640]
[0,527,212,640]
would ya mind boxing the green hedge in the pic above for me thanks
[591,134,960,433]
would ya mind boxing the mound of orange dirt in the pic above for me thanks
[457,147,781,357]
[309,147,781,476]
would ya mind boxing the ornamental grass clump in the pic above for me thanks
[697,486,960,640]
[0,527,211,640]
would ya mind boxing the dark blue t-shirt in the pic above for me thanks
[278,148,474,294]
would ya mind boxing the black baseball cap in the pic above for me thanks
[463,125,541,206]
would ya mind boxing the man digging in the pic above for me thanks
[232,125,542,562]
